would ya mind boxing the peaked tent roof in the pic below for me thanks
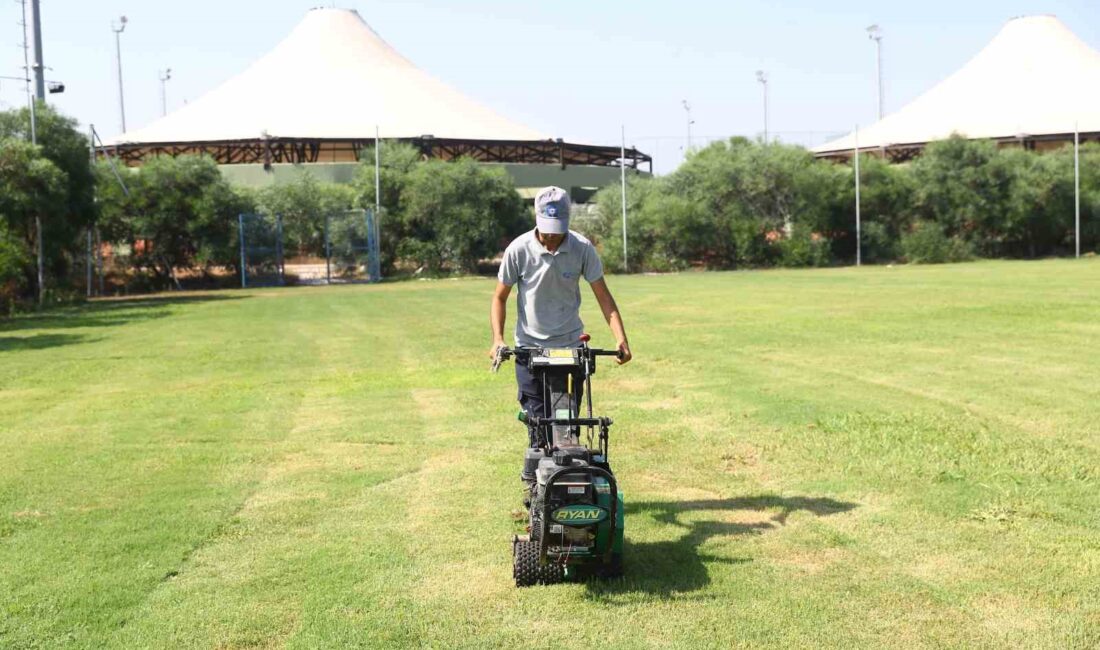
[814,15,1100,157]
[107,8,546,145]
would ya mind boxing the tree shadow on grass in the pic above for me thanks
[0,294,245,333]
[584,495,858,600]
[0,332,96,352]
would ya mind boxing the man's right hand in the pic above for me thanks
[488,340,506,360]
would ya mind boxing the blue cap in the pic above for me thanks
[535,186,570,235]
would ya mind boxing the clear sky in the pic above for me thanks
[1,0,1097,173]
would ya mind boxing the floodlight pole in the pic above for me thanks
[87,123,95,297]
[756,70,769,143]
[1074,122,1080,259]
[112,16,128,133]
[867,25,884,120]
[854,126,861,267]
[158,68,172,116]
[620,124,628,272]
[29,0,44,99]
[20,0,43,304]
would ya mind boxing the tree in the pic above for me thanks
[0,139,68,298]
[0,103,97,297]
[97,155,252,289]
[400,158,526,273]
[256,172,354,256]
[593,139,847,271]
[845,154,916,263]
[351,143,423,272]
[910,135,1008,254]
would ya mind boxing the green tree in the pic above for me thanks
[256,172,354,256]
[0,103,97,294]
[0,139,68,298]
[352,143,423,272]
[400,158,525,273]
[847,154,916,263]
[594,139,846,271]
[96,155,252,289]
[910,135,1008,255]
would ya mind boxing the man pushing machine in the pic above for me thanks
[488,186,632,482]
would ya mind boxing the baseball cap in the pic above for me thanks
[534,186,571,235]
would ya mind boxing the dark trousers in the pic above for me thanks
[515,362,583,447]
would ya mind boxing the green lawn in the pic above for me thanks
[1,260,1098,649]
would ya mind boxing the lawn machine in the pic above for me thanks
[492,334,624,586]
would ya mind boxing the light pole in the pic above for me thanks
[111,16,128,133]
[755,70,769,143]
[681,100,694,152]
[620,125,628,272]
[159,68,172,116]
[29,0,44,99]
[866,24,884,120]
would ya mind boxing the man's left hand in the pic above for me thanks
[616,340,632,365]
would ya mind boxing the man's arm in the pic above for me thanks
[488,281,512,358]
[589,278,632,365]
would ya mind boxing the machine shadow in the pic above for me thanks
[0,294,245,333]
[584,495,857,599]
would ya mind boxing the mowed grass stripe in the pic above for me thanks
[0,260,1097,648]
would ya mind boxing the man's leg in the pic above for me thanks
[515,361,543,448]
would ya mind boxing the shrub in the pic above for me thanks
[399,158,526,273]
[777,227,832,267]
[901,221,975,264]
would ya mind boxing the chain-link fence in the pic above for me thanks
[237,210,380,287]
[238,213,285,288]
[322,209,380,284]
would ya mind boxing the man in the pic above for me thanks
[489,186,632,434]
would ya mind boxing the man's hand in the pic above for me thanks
[616,340,632,365]
[488,339,506,360]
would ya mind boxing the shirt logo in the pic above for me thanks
[562,271,576,279]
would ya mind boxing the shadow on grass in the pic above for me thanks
[584,495,857,599]
[0,333,95,352]
[0,294,245,334]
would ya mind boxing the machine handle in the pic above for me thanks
[490,346,513,373]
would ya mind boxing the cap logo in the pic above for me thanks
[545,205,558,217]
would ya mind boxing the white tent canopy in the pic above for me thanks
[106,8,547,145]
[814,15,1100,157]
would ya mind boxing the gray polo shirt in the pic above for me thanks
[498,230,604,348]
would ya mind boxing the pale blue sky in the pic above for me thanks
[2,0,1097,173]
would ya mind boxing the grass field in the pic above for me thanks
[1,259,1098,648]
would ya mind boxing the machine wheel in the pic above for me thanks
[513,538,564,587]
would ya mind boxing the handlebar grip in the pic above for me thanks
[592,349,624,359]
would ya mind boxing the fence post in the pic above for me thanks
[325,212,332,284]
[86,228,93,298]
[238,213,246,288]
[276,214,285,285]
[96,228,104,295]
[366,208,380,283]
[854,126,861,267]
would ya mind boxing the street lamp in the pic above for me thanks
[111,16,128,133]
[755,70,769,143]
[866,24,884,120]
[681,99,694,152]
[159,68,172,116]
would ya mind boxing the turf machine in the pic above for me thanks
[492,334,624,586]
